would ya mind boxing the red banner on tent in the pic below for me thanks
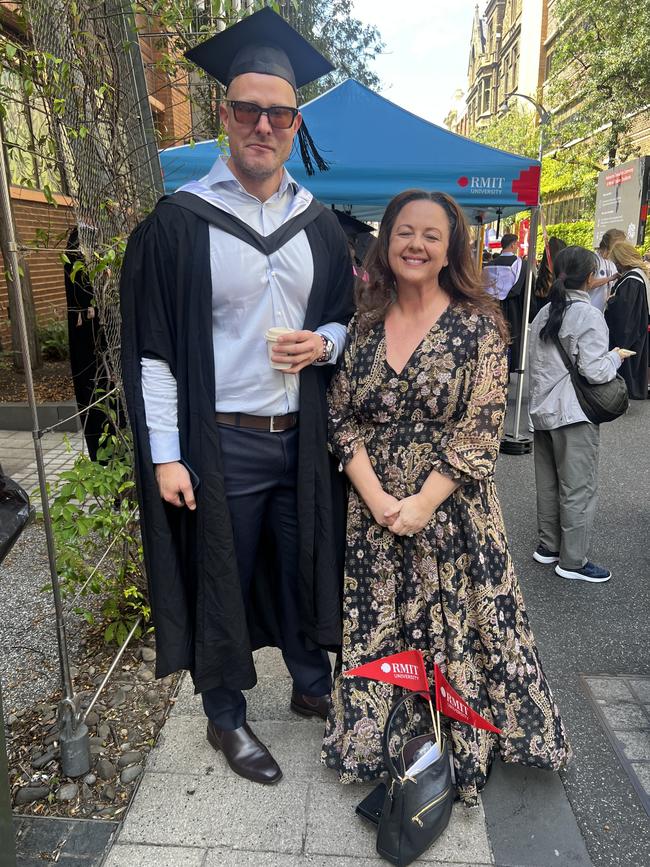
[434,664,501,734]
[344,650,429,697]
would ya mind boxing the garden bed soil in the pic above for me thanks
[6,626,180,821]
[0,355,74,403]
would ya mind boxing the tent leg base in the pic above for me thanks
[500,434,532,455]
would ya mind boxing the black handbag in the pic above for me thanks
[0,474,33,565]
[376,691,454,866]
[554,336,628,424]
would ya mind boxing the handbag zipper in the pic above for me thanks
[411,787,451,827]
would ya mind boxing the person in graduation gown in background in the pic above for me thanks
[120,8,354,786]
[606,240,650,399]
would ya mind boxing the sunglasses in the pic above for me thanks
[227,100,299,130]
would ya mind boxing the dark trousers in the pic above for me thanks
[202,424,331,730]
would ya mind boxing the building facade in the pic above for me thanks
[454,1,547,138]
[0,4,195,351]
[452,0,650,224]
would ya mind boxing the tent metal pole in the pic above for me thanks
[0,124,90,777]
[500,205,539,455]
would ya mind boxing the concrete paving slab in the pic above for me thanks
[304,781,492,864]
[613,729,650,761]
[170,672,203,716]
[588,678,635,702]
[599,703,648,730]
[253,646,292,677]
[118,770,308,852]
[148,714,332,783]
[630,679,650,703]
[204,851,491,866]
[171,671,297,720]
[482,759,592,867]
[630,762,650,793]
[246,674,295,721]
[104,843,206,866]
[145,714,233,777]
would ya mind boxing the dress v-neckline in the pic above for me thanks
[382,304,451,376]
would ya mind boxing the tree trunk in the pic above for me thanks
[0,213,42,372]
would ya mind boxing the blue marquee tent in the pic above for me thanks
[159,79,540,224]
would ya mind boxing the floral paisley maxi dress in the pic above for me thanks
[321,305,571,805]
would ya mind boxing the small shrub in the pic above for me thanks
[47,427,150,645]
[38,316,69,361]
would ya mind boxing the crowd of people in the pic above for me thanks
[118,6,645,837]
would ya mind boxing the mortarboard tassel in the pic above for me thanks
[297,121,329,176]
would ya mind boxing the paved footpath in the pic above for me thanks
[104,650,493,867]
[3,388,649,866]
[0,428,84,504]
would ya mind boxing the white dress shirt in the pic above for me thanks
[591,253,617,312]
[141,157,346,463]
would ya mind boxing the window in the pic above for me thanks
[1,59,66,193]
[482,79,491,113]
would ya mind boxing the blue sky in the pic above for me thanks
[351,0,477,126]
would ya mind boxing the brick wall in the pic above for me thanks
[0,189,75,350]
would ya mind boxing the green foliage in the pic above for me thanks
[47,429,150,646]
[473,106,538,159]
[540,146,601,211]
[37,316,69,361]
[549,0,650,164]
[472,104,602,210]
[535,220,595,256]
[286,0,384,103]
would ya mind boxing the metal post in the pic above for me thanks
[0,126,89,776]
[0,680,17,867]
[500,93,547,455]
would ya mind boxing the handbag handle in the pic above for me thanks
[381,690,434,783]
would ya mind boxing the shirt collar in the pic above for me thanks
[201,155,298,200]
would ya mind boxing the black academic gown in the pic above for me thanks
[120,194,354,694]
[490,252,527,372]
[605,269,649,400]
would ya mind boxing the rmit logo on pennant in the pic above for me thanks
[392,663,420,677]
[441,685,469,718]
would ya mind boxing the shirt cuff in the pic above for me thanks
[149,432,181,465]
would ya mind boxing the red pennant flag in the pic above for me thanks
[344,650,429,697]
[434,664,501,734]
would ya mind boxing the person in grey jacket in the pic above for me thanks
[528,246,627,583]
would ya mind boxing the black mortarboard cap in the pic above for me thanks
[184,7,334,91]
[332,209,375,239]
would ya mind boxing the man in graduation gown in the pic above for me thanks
[485,233,528,374]
[120,8,354,785]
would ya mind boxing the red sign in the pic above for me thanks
[434,664,501,734]
[518,217,530,257]
[344,650,429,697]
[512,165,541,206]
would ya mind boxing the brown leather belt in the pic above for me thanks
[215,411,298,432]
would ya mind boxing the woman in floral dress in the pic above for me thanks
[321,190,570,805]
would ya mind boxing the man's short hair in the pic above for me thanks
[500,233,518,250]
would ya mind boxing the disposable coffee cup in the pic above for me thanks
[265,326,295,370]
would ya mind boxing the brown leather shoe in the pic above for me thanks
[206,721,282,785]
[290,688,330,721]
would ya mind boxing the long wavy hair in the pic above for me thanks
[535,236,567,300]
[610,239,650,280]
[539,245,598,342]
[355,190,508,340]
